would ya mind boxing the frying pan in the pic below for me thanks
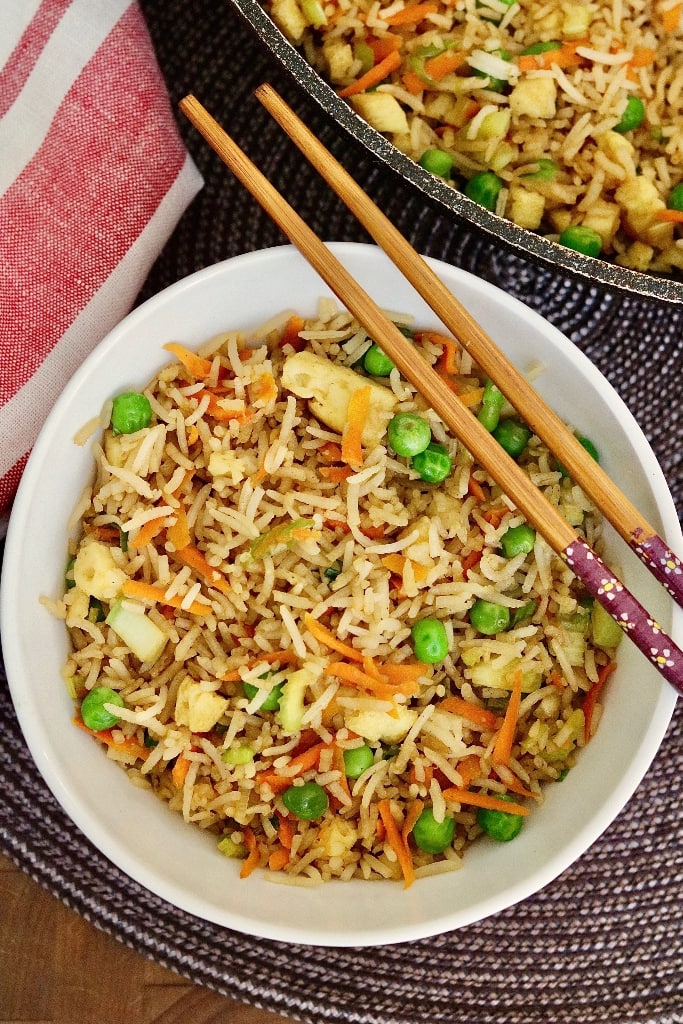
[228,0,683,304]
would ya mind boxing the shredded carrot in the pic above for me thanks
[250,372,278,405]
[366,32,402,60]
[383,2,438,26]
[583,661,617,743]
[220,648,298,682]
[174,544,231,595]
[655,208,683,223]
[172,753,192,788]
[409,762,433,789]
[492,668,523,766]
[459,387,485,407]
[338,49,402,97]
[320,465,354,482]
[518,41,584,72]
[461,548,483,576]
[85,524,120,543]
[549,668,565,689]
[281,314,306,352]
[326,660,419,698]
[467,470,488,503]
[341,385,371,468]
[166,502,191,551]
[277,815,294,850]
[402,798,425,845]
[255,741,330,793]
[381,553,430,585]
[72,716,148,761]
[250,460,268,486]
[662,2,682,31]
[455,754,483,789]
[378,799,415,888]
[318,441,344,463]
[304,612,363,662]
[423,49,466,81]
[402,70,425,94]
[439,695,499,731]
[482,506,507,528]
[240,827,261,879]
[121,578,211,616]
[197,389,252,423]
[423,332,459,371]
[268,846,291,871]
[492,767,536,800]
[629,46,656,67]
[441,788,530,816]
[163,342,213,379]
[129,515,166,550]
[378,662,425,684]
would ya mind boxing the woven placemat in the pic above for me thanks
[1,1,681,1021]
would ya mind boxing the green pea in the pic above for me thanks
[343,744,375,779]
[80,686,125,731]
[667,182,683,211]
[412,806,456,854]
[387,413,432,458]
[556,435,599,478]
[477,378,505,432]
[411,617,449,664]
[419,148,454,178]
[412,442,452,483]
[614,94,645,134]
[363,343,395,376]
[282,780,329,820]
[476,794,524,841]
[558,225,603,258]
[243,678,284,711]
[510,597,537,626]
[469,598,510,635]
[500,523,536,558]
[465,170,504,212]
[492,419,531,458]
[521,157,558,182]
[111,392,152,435]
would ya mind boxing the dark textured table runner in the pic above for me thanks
[1,1,681,1021]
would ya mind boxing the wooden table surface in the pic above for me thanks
[0,853,295,1024]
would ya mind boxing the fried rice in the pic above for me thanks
[265,0,683,275]
[55,300,619,886]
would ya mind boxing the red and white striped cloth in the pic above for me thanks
[0,0,203,522]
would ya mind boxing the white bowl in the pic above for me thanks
[2,243,680,946]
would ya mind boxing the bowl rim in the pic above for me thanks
[1,243,680,945]
[227,0,683,305]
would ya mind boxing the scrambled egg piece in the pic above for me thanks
[174,676,228,733]
[73,539,127,601]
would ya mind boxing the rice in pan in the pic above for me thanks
[266,0,683,275]
[56,303,620,886]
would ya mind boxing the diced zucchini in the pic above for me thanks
[277,667,317,733]
[591,600,624,649]
[106,599,167,664]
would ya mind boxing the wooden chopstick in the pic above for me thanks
[178,93,683,695]
[254,83,683,612]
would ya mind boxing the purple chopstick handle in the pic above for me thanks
[561,538,683,696]
[630,531,683,607]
